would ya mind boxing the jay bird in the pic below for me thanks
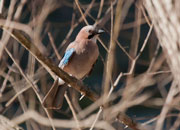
[43,25,104,109]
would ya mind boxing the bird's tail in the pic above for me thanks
[43,79,67,109]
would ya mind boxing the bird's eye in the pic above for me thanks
[88,30,93,33]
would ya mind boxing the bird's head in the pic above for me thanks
[75,25,104,42]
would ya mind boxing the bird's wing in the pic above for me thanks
[59,48,75,68]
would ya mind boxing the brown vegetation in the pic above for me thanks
[0,0,179,130]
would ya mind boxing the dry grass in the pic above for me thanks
[0,0,179,130]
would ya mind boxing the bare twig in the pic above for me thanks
[0,0,4,14]
[64,93,81,130]
[12,110,115,130]
[48,32,61,60]
[155,81,178,130]
[74,0,89,25]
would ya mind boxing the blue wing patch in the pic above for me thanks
[59,48,75,68]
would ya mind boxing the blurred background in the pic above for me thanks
[0,0,178,130]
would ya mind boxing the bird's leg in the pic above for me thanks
[79,92,85,100]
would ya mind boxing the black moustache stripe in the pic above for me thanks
[88,34,95,39]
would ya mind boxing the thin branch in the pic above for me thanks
[135,24,153,60]
[89,106,103,130]
[74,0,89,25]
[48,32,61,60]
[0,0,4,14]
[64,93,81,130]
[155,81,178,130]
[97,0,104,20]
[12,110,115,130]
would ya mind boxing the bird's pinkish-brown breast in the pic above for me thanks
[63,40,99,79]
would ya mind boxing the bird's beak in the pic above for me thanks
[97,29,105,34]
